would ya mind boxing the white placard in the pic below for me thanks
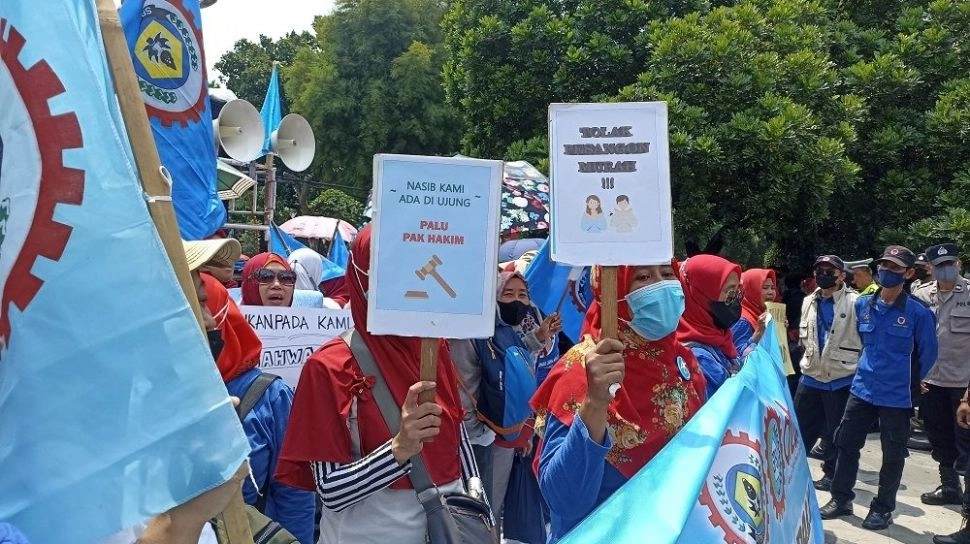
[369,154,503,338]
[241,305,353,388]
[549,102,673,265]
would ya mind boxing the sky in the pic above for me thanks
[115,0,334,79]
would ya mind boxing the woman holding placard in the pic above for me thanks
[730,268,776,357]
[531,264,706,542]
[274,225,486,543]
[677,255,745,399]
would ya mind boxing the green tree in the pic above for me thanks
[284,0,462,192]
[213,32,317,110]
[308,188,365,225]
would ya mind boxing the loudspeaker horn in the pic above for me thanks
[271,114,315,172]
[213,99,264,162]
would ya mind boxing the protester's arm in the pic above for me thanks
[730,320,756,357]
[264,383,316,544]
[537,414,613,521]
[915,307,939,380]
[311,440,411,512]
[693,348,729,398]
[138,464,247,544]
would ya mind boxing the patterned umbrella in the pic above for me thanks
[279,215,358,241]
[502,160,550,239]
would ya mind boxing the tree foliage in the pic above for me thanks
[284,0,462,193]
[445,0,970,269]
[308,188,365,226]
[213,32,317,111]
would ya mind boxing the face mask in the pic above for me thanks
[815,272,838,290]
[207,329,225,361]
[624,280,685,340]
[914,268,929,281]
[709,299,742,330]
[877,268,906,288]
[935,264,959,283]
[498,300,530,326]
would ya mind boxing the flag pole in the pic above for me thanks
[599,266,621,397]
[94,1,254,542]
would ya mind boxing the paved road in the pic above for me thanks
[811,436,962,543]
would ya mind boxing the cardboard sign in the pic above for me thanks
[369,154,503,338]
[241,306,354,388]
[549,102,673,265]
[765,302,796,376]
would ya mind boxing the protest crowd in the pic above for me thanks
[39,233,959,544]
[6,2,970,544]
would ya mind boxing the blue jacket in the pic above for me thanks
[852,290,938,409]
[687,342,739,399]
[537,414,627,542]
[226,368,315,544]
[730,319,757,357]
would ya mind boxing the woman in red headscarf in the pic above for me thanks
[200,274,315,544]
[730,268,777,357]
[241,253,297,307]
[275,225,483,543]
[677,254,744,399]
[530,263,706,542]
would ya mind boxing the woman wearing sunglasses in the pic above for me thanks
[241,253,300,307]
[677,254,745,399]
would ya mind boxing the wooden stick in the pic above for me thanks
[600,266,618,339]
[418,338,438,404]
[95,2,254,542]
[599,266,621,397]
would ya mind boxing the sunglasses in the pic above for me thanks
[253,268,297,286]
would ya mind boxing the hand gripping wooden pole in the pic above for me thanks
[599,267,621,397]
[95,1,254,541]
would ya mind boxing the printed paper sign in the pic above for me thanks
[241,306,353,388]
[549,102,673,265]
[369,154,503,338]
[765,302,796,376]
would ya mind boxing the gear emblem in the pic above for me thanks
[699,430,768,544]
[0,19,85,348]
[126,0,208,127]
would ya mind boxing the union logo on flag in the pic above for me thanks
[0,19,84,348]
[128,0,207,127]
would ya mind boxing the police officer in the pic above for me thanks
[795,255,861,492]
[913,244,970,544]
[911,252,933,293]
[820,245,939,530]
[845,258,879,295]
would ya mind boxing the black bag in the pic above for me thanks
[341,329,497,544]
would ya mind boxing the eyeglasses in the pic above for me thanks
[723,290,744,304]
[253,268,297,286]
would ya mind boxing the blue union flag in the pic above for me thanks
[0,2,248,543]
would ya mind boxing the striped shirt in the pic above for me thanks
[311,424,482,512]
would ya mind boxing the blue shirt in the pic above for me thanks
[226,368,316,544]
[730,319,756,357]
[537,415,627,542]
[689,343,740,399]
[817,297,835,350]
[851,291,938,408]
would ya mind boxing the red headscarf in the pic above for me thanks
[241,253,291,306]
[739,268,777,328]
[530,264,706,479]
[677,255,742,360]
[201,274,262,382]
[275,225,463,490]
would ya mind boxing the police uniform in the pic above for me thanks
[913,243,970,511]
[821,246,939,530]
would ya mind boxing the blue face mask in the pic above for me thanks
[624,280,686,341]
[877,268,906,288]
[935,263,960,283]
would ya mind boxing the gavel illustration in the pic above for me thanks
[415,255,457,298]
